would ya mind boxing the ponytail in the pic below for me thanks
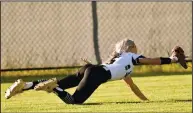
[105,51,120,64]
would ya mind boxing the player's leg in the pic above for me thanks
[53,66,111,104]
[56,64,93,90]
[5,64,93,99]
[33,66,98,104]
[34,64,93,91]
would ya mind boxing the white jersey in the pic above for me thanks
[103,52,144,81]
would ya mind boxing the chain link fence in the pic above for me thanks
[1,2,192,70]
[97,2,192,61]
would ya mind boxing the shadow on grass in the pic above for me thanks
[1,72,192,83]
[174,99,192,102]
[82,99,192,105]
[82,101,141,105]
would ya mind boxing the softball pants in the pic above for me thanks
[57,64,111,104]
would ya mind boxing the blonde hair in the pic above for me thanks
[115,39,135,54]
[105,39,135,64]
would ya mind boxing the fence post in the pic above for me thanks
[91,1,102,64]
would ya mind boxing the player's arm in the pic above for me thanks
[137,46,187,69]
[138,57,177,65]
[123,76,149,101]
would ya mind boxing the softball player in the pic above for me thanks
[5,39,186,104]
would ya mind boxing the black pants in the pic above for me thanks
[57,64,111,104]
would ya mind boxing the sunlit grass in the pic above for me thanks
[1,74,192,112]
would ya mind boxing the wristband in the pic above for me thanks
[160,57,171,64]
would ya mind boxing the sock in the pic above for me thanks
[22,79,47,90]
[53,87,74,104]
[55,87,63,92]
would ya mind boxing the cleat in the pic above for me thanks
[5,79,25,99]
[34,78,58,93]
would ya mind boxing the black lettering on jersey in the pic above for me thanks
[125,65,131,77]
[125,65,131,70]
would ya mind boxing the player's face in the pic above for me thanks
[132,44,137,54]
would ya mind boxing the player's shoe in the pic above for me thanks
[34,78,58,93]
[5,79,25,99]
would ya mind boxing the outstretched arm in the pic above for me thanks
[138,57,177,65]
[124,76,148,101]
[137,46,187,69]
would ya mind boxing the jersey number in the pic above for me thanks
[124,64,131,77]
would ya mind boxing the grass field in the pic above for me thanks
[1,74,192,112]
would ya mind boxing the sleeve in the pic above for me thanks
[132,54,146,65]
[137,55,146,59]
[132,53,146,59]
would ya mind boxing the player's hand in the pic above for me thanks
[142,99,150,103]
[170,46,187,69]
[169,55,178,62]
[141,97,149,101]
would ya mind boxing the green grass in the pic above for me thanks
[1,74,192,112]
